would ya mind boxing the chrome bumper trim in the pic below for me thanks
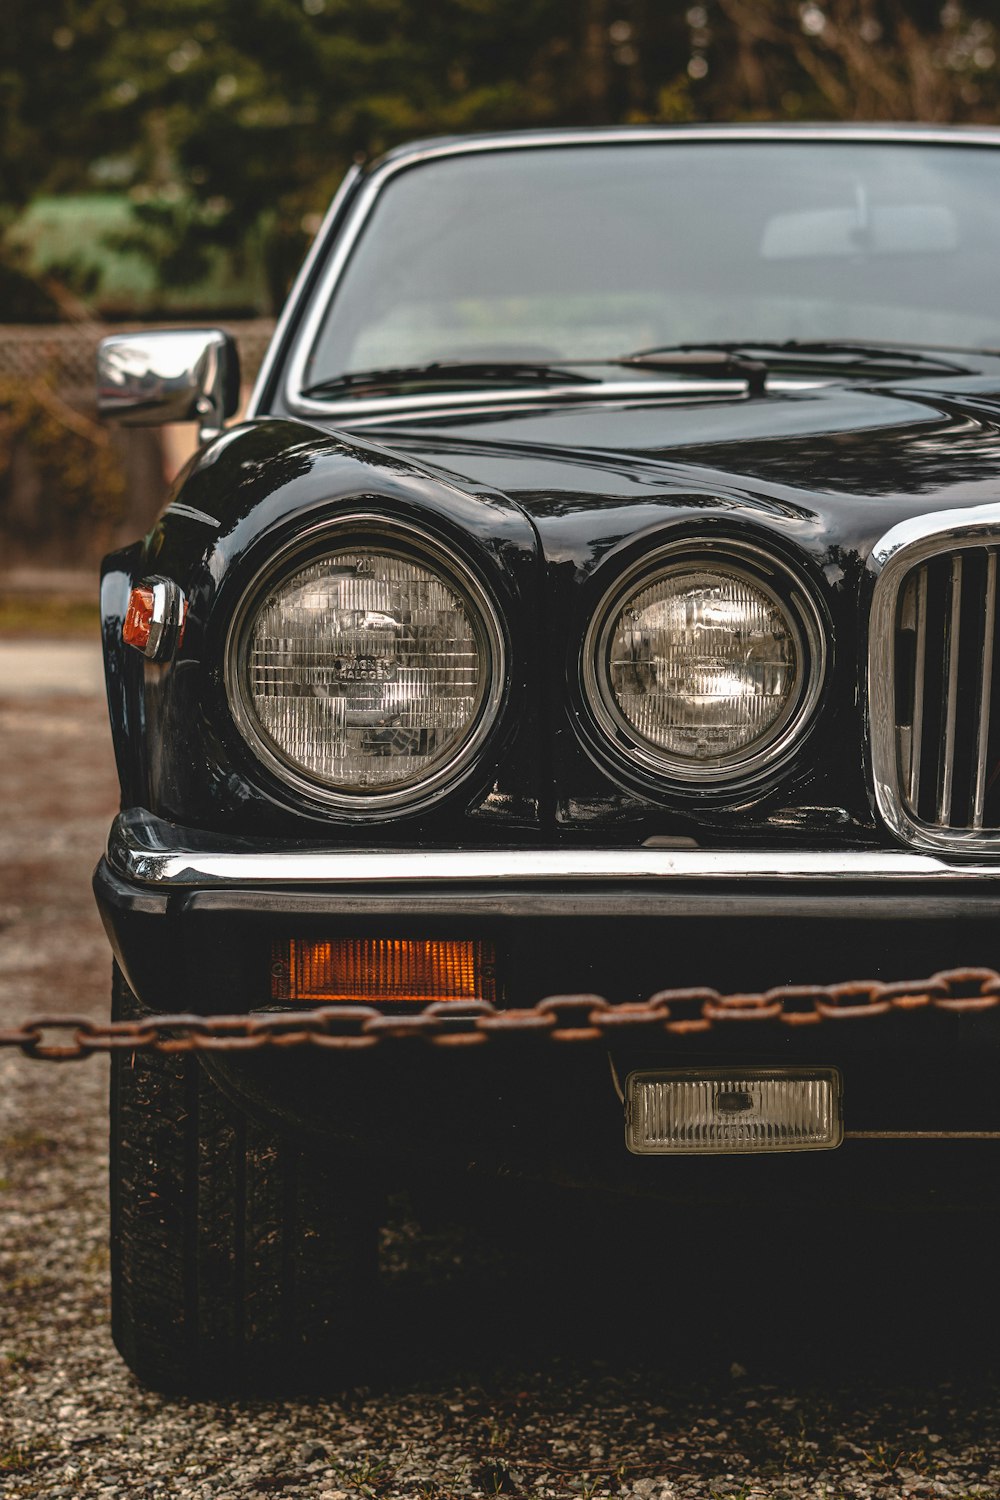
[107,813,1000,889]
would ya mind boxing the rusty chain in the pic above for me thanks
[0,967,998,1061]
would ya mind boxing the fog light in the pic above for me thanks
[625,1068,842,1155]
[271,938,496,1005]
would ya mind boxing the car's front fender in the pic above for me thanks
[100,418,543,837]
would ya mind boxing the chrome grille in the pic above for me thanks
[869,512,1000,852]
[895,549,999,832]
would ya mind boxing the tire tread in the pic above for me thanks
[110,965,378,1391]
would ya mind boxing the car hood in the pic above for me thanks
[360,376,1000,542]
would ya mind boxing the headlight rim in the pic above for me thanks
[581,536,827,789]
[224,512,507,815]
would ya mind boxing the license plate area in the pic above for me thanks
[625,1067,843,1156]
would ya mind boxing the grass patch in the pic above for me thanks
[1,1129,59,1157]
[83,1243,110,1273]
[0,595,99,638]
[0,1440,42,1473]
[860,1441,931,1475]
[343,1454,394,1485]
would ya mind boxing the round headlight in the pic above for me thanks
[584,542,825,785]
[227,520,504,810]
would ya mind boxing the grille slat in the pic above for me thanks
[937,553,963,825]
[899,564,928,809]
[912,565,928,810]
[892,543,1000,839]
[972,549,997,830]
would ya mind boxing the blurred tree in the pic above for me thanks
[1,0,998,317]
[707,1,1000,122]
[0,374,129,563]
[33,0,703,309]
[83,0,694,307]
[0,0,115,318]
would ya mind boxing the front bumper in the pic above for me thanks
[95,809,1000,1170]
[108,807,1000,892]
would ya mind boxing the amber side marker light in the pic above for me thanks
[272,938,496,1005]
[122,577,188,660]
[122,585,156,651]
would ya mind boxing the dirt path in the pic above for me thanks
[1,687,998,1500]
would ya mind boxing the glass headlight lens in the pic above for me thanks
[587,548,824,784]
[229,530,503,807]
[610,569,796,759]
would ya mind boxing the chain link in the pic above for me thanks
[0,968,997,1062]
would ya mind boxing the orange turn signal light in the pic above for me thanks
[271,938,496,1005]
[122,577,187,660]
[122,585,156,652]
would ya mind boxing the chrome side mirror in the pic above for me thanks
[96,328,241,444]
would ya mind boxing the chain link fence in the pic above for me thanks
[0,318,276,407]
[0,319,276,571]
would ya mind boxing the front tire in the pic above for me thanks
[110,965,381,1392]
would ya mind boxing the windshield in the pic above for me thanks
[303,141,1000,389]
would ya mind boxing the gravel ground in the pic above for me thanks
[1,678,999,1500]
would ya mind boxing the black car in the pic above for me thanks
[94,123,1000,1391]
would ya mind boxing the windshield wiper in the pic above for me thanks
[613,348,768,394]
[305,342,986,401]
[301,360,602,399]
[303,352,772,400]
[625,340,973,378]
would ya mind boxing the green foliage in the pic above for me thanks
[0,259,68,322]
[2,1,999,314]
[0,376,128,553]
[1,0,696,310]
